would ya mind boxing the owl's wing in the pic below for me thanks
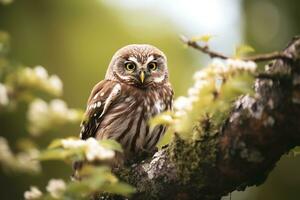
[79,80,121,140]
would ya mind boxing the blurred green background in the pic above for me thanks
[0,0,300,199]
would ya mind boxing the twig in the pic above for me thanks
[180,35,293,62]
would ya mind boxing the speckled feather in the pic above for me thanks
[80,80,173,158]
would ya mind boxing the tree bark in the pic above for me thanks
[103,36,300,200]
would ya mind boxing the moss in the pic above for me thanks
[168,132,219,186]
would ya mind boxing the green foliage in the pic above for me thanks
[0,31,133,199]
[156,58,256,147]
[65,166,135,199]
[191,34,215,43]
[37,137,134,199]
[235,44,255,58]
[40,137,123,162]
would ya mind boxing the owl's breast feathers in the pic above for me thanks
[80,79,173,155]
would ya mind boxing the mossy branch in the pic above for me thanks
[99,36,300,200]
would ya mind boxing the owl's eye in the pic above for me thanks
[148,62,157,71]
[125,62,136,71]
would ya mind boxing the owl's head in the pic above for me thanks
[105,44,168,88]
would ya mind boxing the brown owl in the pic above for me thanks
[79,44,173,164]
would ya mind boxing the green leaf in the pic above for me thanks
[99,139,123,153]
[235,44,255,58]
[191,34,214,43]
[47,139,63,149]
[65,166,135,198]
[38,148,84,161]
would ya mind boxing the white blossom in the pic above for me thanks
[61,138,86,149]
[0,137,40,173]
[61,138,115,161]
[0,137,13,161]
[174,96,191,111]
[67,109,81,121]
[48,75,63,96]
[226,59,235,68]
[194,79,209,90]
[46,179,66,199]
[27,98,82,136]
[34,66,48,80]
[27,99,48,136]
[50,99,68,116]
[211,59,228,73]
[189,96,199,103]
[85,138,115,161]
[187,87,199,97]
[226,59,257,72]
[193,70,208,80]
[17,66,63,97]
[245,61,257,72]
[174,110,187,117]
[0,83,9,106]
[24,186,42,200]
[16,149,41,172]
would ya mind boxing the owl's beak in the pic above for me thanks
[140,71,145,83]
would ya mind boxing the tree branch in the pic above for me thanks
[99,36,300,200]
[180,35,294,62]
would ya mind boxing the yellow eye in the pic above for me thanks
[125,62,136,71]
[148,62,157,71]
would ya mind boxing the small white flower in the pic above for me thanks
[226,59,242,70]
[67,109,81,122]
[16,149,41,172]
[85,138,115,161]
[236,60,247,70]
[50,99,68,114]
[61,138,86,149]
[188,87,199,97]
[194,80,209,90]
[211,59,227,73]
[48,75,63,95]
[226,59,235,68]
[189,96,199,103]
[174,110,187,117]
[27,98,82,136]
[29,99,48,116]
[245,61,257,72]
[46,179,66,199]
[193,70,208,80]
[174,96,191,111]
[24,186,42,200]
[0,137,13,161]
[0,83,9,106]
[34,66,48,80]
[27,99,48,136]
[226,59,257,72]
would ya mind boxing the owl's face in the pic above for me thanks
[105,44,168,88]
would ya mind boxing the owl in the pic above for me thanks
[79,44,173,163]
